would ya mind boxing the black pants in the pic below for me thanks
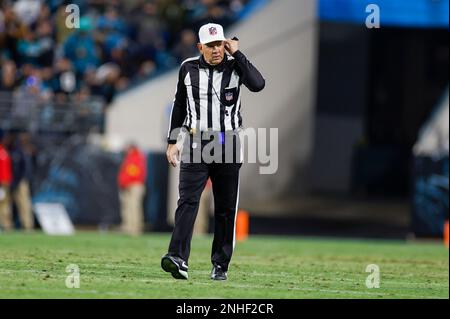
[168,131,242,271]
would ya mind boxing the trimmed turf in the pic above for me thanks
[0,232,448,299]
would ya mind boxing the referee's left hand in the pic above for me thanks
[224,38,239,55]
[167,144,180,167]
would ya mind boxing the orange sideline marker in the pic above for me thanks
[444,220,449,248]
[236,210,249,241]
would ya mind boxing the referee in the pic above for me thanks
[161,23,265,281]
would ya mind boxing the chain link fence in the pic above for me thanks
[0,91,105,134]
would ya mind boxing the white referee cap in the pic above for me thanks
[198,23,226,44]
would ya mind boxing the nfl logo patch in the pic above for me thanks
[225,92,234,101]
[209,27,217,36]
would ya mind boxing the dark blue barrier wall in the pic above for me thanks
[412,156,449,237]
[144,152,169,231]
[32,140,122,225]
[32,139,169,230]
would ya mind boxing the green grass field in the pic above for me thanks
[0,232,448,299]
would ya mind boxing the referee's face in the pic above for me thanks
[198,41,225,66]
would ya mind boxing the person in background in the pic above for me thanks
[18,132,36,194]
[0,60,19,119]
[62,16,100,78]
[0,60,18,93]
[7,131,34,232]
[173,29,199,63]
[118,143,147,236]
[0,128,13,232]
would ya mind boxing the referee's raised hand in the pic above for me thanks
[166,144,180,167]
[224,38,239,55]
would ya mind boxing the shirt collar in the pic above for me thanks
[199,54,228,71]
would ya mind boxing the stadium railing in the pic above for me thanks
[0,91,105,134]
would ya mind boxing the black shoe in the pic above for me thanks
[211,264,227,281]
[161,254,189,280]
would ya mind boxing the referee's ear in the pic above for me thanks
[197,43,203,54]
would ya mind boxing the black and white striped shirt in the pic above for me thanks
[167,50,265,144]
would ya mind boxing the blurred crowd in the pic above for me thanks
[0,0,249,133]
